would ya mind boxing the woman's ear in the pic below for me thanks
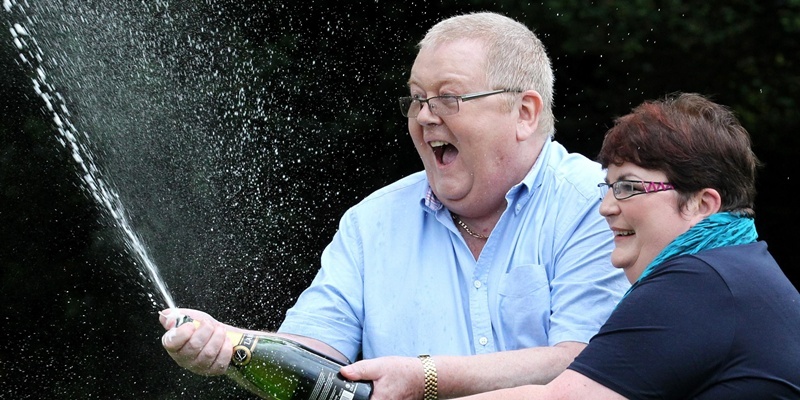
[516,90,542,142]
[691,188,722,223]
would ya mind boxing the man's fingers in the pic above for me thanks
[158,309,184,329]
[341,359,370,380]
[161,321,195,352]
[210,328,232,374]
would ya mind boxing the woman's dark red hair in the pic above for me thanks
[597,93,759,215]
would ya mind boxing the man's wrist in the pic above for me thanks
[418,354,439,400]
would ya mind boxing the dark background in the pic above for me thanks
[1,1,798,398]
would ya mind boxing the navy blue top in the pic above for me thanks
[569,241,800,399]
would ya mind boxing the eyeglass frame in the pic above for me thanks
[598,180,675,200]
[398,89,522,118]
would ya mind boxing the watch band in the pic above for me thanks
[418,354,438,400]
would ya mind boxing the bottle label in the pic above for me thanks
[308,370,365,400]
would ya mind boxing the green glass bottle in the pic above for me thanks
[175,316,372,400]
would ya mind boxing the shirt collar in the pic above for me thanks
[423,186,444,212]
[511,137,551,202]
[419,138,553,214]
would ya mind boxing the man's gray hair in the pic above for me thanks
[419,12,555,137]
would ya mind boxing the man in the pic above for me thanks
[161,12,628,399]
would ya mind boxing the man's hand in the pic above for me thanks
[159,308,232,376]
[340,356,426,400]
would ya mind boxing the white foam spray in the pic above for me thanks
[5,0,176,309]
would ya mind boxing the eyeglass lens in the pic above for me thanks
[400,96,459,118]
[600,180,674,199]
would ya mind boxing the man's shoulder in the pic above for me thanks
[363,170,427,199]
[336,171,432,236]
[542,141,605,202]
[348,170,428,212]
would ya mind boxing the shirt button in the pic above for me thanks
[479,337,489,346]
[473,280,482,289]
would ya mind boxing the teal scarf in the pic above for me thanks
[619,211,758,303]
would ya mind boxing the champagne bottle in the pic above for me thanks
[174,315,372,400]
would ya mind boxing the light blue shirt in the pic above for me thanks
[279,139,629,362]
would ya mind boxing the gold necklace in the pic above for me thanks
[451,213,489,240]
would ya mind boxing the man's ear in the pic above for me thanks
[516,90,543,142]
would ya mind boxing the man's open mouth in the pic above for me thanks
[431,141,458,166]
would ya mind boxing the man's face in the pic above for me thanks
[407,39,523,216]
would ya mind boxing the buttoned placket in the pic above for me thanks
[467,182,533,354]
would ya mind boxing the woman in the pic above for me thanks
[460,93,800,399]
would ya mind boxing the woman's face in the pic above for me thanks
[599,162,697,283]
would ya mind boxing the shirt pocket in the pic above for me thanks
[497,264,551,349]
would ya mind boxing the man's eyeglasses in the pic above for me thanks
[598,180,675,200]
[399,89,521,118]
